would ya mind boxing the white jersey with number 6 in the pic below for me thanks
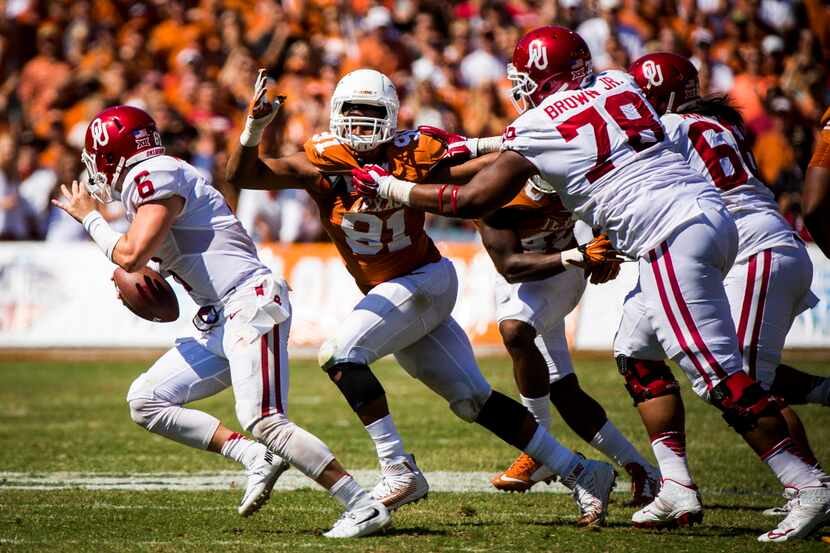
[661,113,799,262]
[502,69,723,259]
[119,155,269,306]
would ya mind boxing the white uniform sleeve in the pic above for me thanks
[500,110,550,173]
[121,158,187,215]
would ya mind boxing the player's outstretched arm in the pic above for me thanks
[51,180,182,271]
[478,214,569,283]
[424,152,499,185]
[225,68,320,192]
[803,166,830,258]
[352,150,536,219]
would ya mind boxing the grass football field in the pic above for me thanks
[1,353,828,552]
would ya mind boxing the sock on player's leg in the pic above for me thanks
[651,431,694,486]
[762,438,826,489]
[365,415,407,464]
[521,394,552,429]
[525,425,581,477]
[329,475,374,509]
[220,432,266,469]
[475,391,580,476]
[591,420,651,469]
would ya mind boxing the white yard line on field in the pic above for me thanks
[0,470,629,494]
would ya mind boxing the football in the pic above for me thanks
[112,266,180,323]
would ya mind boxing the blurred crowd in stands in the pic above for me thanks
[0,0,827,243]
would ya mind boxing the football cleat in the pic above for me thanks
[623,462,661,507]
[371,454,429,511]
[491,453,555,493]
[758,485,830,542]
[323,500,391,538]
[562,459,616,527]
[632,479,703,529]
[763,487,798,517]
[238,448,290,517]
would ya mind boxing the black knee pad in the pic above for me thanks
[616,355,680,405]
[326,362,385,412]
[710,371,778,433]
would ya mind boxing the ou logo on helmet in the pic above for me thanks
[526,39,549,70]
[642,60,664,87]
[90,118,110,148]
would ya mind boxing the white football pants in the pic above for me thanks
[318,257,492,421]
[614,199,744,399]
[494,269,586,383]
[724,244,818,388]
[127,274,291,447]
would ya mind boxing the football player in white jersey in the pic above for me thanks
[350,26,830,541]
[51,105,391,538]
[228,69,617,527]
[477,188,660,505]
[629,52,830,534]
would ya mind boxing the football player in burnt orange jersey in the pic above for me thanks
[804,106,830,258]
[228,68,618,526]
[477,180,660,506]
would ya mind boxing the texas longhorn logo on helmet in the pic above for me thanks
[526,39,549,70]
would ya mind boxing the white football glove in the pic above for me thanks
[240,69,285,147]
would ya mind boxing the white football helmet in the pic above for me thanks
[330,69,399,152]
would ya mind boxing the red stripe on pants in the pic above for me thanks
[649,245,714,390]
[736,253,758,355]
[660,244,728,379]
[747,250,772,380]
[260,333,271,418]
[272,325,283,414]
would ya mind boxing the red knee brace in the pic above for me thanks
[616,356,680,405]
[710,371,777,433]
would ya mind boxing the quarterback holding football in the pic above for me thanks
[52,104,391,538]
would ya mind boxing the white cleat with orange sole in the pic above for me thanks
[563,459,617,527]
[371,454,429,511]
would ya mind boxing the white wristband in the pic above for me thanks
[239,117,266,147]
[82,211,123,261]
[559,247,583,270]
[377,176,416,205]
[476,135,503,155]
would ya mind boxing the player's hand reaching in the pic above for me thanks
[351,164,392,199]
[418,126,473,160]
[240,68,286,147]
[51,180,98,223]
[577,234,624,284]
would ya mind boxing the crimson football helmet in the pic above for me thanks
[508,26,593,113]
[629,52,700,115]
[82,105,165,202]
